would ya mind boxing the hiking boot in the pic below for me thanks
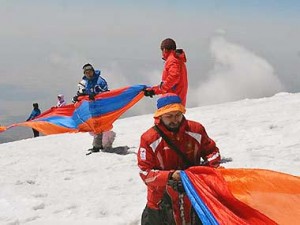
[88,146,103,153]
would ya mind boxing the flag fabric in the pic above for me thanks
[1,85,147,135]
[0,126,6,132]
[181,167,300,225]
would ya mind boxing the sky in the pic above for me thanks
[0,92,299,225]
[0,0,300,140]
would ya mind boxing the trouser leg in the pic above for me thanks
[141,206,162,225]
[102,130,116,149]
[32,129,39,137]
[92,133,103,149]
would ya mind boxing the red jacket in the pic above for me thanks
[137,118,220,224]
[154,50,188,106]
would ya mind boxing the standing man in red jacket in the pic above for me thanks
[137,93,221,225]
[144,38,188,106]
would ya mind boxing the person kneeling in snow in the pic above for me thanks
[137,93,221,225]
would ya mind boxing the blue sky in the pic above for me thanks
[0,0,300,127]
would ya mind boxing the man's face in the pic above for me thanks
[84,69,94,80]
[160,111,183,131]
[161,48,169,60]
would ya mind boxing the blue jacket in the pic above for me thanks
[77,70,108,95]
[27,108,41,121]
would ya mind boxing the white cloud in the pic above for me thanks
[191,36,285,106]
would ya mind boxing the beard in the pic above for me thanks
[162,121,181,133]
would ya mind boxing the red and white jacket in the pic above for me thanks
[137,117,220,224]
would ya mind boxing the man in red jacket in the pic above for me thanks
[137,93,221,225]
[144,38,188,106]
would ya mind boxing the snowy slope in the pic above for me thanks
[0,92,299,225]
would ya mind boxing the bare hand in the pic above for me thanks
[171,170,181,181]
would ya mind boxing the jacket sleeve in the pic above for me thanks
[160,58,181,93]
[77,79,87,95]
[27,109,39,121]
[137,133,172,188]
[26,111,34,121]
[200,126,221,167]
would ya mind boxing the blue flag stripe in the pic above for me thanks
[180,171,219,225]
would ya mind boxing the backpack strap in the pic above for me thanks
[153,125,193,168]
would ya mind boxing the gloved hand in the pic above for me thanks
[143,88,155,98]
[72,96,79,103]
[89,93,96,101]
[167,179,185,193]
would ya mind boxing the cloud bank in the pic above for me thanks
[190,36,284,106]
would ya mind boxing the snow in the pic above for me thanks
[1,92,300,225]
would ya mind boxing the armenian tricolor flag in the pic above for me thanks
[1,85,147,135]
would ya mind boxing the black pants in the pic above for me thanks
[32,129,39,137]
[141,206,172,225]
[141,206,203,225]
